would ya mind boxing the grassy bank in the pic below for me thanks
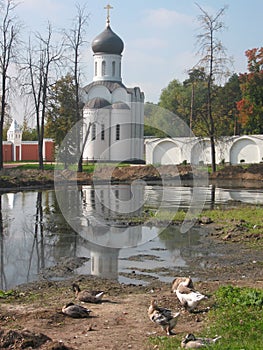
[149,285,263,350]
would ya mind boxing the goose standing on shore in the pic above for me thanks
[148,299,180,335]
[173,277,207,312]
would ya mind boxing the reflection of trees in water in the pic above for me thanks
[210,185,215,210]
[159,225,211,271]
[159,226,200,251]
[27,192,44,279]
[0,190,80,290]
[0,194,12,289]
[47,189,79,259]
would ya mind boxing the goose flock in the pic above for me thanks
[148,276,221,348]
[62,279,220,348]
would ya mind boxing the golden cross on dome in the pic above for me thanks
[104,4,113,25]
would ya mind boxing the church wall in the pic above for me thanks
[145,136,263,166]
[83,109,111,161]
[152,140,181,165]
[110,109,132,161]
[129,96,144,161]
[230,137,261,164]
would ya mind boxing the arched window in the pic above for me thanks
[102,60,106,76]
[92,123,96,140]
[95,62,97,76]
[116,124,120,140]
[112,61,116,76]
[91,257,94,272]
[101,124,105,140]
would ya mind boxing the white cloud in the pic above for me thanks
[143,8,194,29]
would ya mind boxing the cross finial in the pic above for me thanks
[104,4,113,26]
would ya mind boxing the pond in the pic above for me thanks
[1,183,263,290]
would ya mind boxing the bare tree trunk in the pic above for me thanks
[0,0,20,169]
[0,91,5,169]
[195,3,229,173]
[64,4,89,172]
[24,24,62,171]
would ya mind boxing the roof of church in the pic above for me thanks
[84,97,111,109]
[83,80,128,94]
[112,102,130,109]
[91,24,124,55]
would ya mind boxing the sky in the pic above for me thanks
[11,0,263,121]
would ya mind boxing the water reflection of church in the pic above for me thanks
[79,184,145,280]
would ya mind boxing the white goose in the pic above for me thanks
[175,278,207,312]
[148,299,180,335]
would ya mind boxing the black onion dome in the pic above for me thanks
[92,25,124,55]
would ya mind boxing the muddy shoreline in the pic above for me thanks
[0,163,263,191]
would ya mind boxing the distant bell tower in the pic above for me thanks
[7,119,22,144]
[7,119,22,161]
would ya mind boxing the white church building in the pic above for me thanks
[81,9,144,163]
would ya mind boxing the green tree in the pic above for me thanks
[213,74,242,136]
[2,103,12,140]
[46,74,76,146]
[159,79,190,126]
[183,68,208,136]
[144,102,168,137]
[22,119,38,140]
[237,48,263,134]
[144,100,189,138]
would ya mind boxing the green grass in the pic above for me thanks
[0,289,15,298]
[200,206,263,226]
[14,163,55,170]
[206,286,263,349]
[149,285,263,350]
[12,162,130,173]
[200,206,263,247]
